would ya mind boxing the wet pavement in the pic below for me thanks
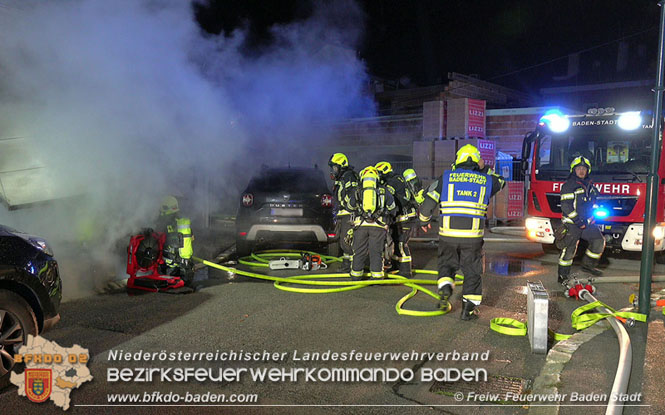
[1,228,663,414]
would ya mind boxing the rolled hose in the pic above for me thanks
[193,249,463,317]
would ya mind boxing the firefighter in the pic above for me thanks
[419,144,505,320]
[348,166,397,280]
[557,155,605,284]
[156,195,195,285]
[403,169,425,205]
[328,153,359,272]
[376,161,418,278]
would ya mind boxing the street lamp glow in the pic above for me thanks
[617,111,642,130]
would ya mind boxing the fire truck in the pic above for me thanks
[520,108,665,256]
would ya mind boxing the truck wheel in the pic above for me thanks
[326,242,340,258]
[0,290,38,388]
[656,251,665,264]
[541,243,559,254]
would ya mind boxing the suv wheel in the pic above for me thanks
[0,290,38,388]
[236,240,253,258]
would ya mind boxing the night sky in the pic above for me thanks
[194,0,661,94]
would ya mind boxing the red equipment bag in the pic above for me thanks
[126,231,185,292]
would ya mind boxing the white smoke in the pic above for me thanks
[0,0,374,299]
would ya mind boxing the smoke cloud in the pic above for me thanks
[0,0,374,299]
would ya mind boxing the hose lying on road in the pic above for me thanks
[193,250,462,317]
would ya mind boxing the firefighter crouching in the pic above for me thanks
[419,145,505,320]
[348,166,397,280]
[557,155,605,284]
[376,161,418,278]
[157,195,195,285]
[329,153,359,273]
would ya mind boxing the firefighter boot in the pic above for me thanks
[581,257,603,276]
[460,299,478,321]
[438,285,453,309]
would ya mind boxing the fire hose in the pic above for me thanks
[193,250,464,317]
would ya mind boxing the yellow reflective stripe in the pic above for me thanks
[350,270,364,277]
[419,213,430,222]
[585,249,601,259]
[439,228,484,237]
[359,222,386,228]
[443,216,450,229]
[472,218,480,230]
[437,277,454,287]
[478,186,486,204]
[371,272,384,279]
[574,188,585,194]
[399,256,412,262]
[463,294,482,304]
[440,208,486,216]
[559,259,573,266]
[562,217,574,224]
[440,201,485,209]
[427,190,440,200]
[447,184,454,202]
[560,193,575,200]
[397,212,417,222]
[404,171,417,181]
[568,211,577,218]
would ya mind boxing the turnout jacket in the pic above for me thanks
[419,162,505,238]
[333,169,359,216]
[382,172,417,222]
[560,174,598,227]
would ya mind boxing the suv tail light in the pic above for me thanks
[321,193,333,207]
[242,193,254,207]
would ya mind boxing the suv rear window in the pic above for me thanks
[248,170,328,193]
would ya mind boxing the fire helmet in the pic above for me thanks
[375,161,393,175]
[455,144,481,166]
[160,195,179,216]
[329,153,349,168]
[570,155,591,173]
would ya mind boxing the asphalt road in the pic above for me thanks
[1,235,663,414]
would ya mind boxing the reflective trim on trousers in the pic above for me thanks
[437,277,454,289]
[371,272,384,279]
[463,294,482,305]
[350,269,364,277]
[585,249,601,259]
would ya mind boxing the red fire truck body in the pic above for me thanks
[521,110,665,254]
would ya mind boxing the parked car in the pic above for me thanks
[0,225,61,387]
[235,166,337,257]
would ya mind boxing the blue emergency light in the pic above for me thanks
[539,109,570,133]
[593,207,609,219]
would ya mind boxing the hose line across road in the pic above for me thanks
[193,250,460,317]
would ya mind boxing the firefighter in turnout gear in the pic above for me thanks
[403,169,425,205]
[156,195,195,285]
[419,144,505,320]
[376,161,418,278]
[348,166,397,280]
[329,153,359,272]
[557,155,605,284]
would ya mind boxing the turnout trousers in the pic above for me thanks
[351,224,387,280]
[437,236,484,305]
[336,214,354,272]
[391,219,416,278]
[558,224,605,278]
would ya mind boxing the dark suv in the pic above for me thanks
[0,225,61,386]
[235,167,337,257]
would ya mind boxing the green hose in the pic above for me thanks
[194,251,460,317]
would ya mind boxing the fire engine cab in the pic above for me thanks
[520,108,665,255]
